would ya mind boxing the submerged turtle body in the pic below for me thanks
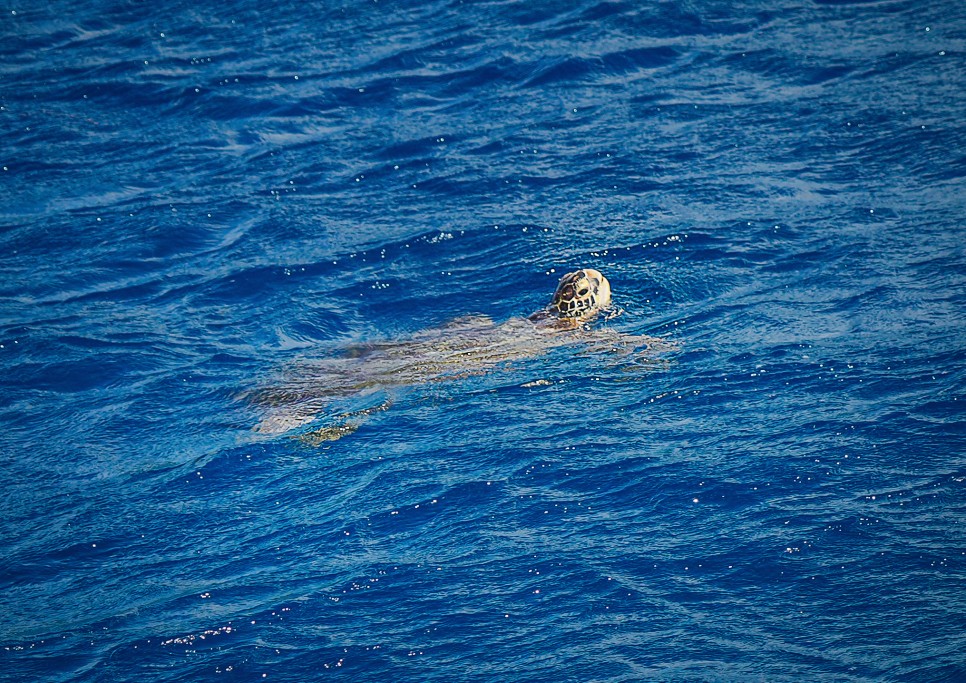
[250,269,662,441]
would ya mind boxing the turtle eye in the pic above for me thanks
[578,287,589,297]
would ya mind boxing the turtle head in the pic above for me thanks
[539,268,611,322]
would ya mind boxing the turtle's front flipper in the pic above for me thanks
[298,422,360,446]
[293,398,393,446]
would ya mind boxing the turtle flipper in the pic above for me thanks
[292,398,393,446]
[297,422,360,446]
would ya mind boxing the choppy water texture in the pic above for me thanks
[2,0,965,681]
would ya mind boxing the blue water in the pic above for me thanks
[2,0,965,680]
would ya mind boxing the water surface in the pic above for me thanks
[2,0,965,681]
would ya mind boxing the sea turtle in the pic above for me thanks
[249,268,667,444]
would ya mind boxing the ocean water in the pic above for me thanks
[2,0,965,680]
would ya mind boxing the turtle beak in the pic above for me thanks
[584,269,611,310]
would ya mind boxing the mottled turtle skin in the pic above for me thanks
[529,268,612,326]
[250,268,661,443]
